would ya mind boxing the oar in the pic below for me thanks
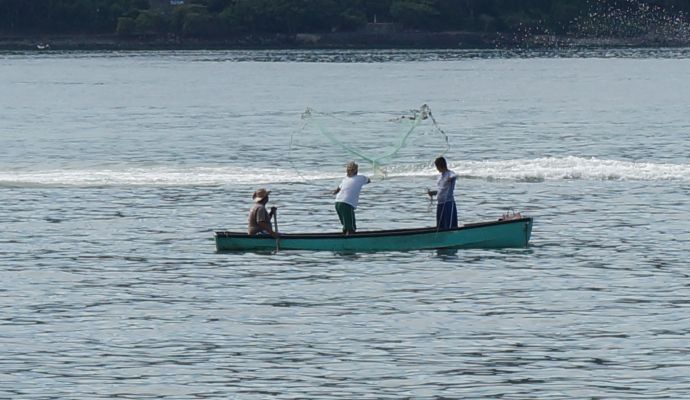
[272,206,280,252]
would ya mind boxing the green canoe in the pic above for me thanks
[215,217,533,252]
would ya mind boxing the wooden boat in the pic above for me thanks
[215,217,533,252]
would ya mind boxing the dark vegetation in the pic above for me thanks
[0,0,689,44]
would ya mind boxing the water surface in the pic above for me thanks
[1,49,689,399]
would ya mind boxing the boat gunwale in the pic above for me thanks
[215,217,532,240]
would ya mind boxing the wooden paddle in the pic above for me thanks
[272,206,279,252]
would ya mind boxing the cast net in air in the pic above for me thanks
[289,104,450,180]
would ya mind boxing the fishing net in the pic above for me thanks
[289,104,450,179]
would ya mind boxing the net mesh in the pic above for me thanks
[289,104,450,179]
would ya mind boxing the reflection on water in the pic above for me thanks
[435,247,459,259]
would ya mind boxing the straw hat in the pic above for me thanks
[252,188,270,203]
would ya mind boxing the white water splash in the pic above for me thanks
[453,156,690,182]
[0,157,688,187]
[0,166,328,187]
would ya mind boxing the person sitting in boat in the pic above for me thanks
[333,161,370,235]
[248,188,278,237]
[428,156,458,230]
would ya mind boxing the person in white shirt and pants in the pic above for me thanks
[434,156,458,229]
[333,161,370,234]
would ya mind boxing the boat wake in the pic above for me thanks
[452,156,690,182]
[1,157,688,187]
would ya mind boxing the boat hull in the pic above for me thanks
[215,217,533,252]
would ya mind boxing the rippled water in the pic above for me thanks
[1,49,689,398]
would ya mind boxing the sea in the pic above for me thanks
[1,48,689,399]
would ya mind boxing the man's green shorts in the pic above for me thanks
[335,202,356,233]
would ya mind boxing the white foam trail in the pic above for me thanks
[0,166,334,187]
[0,157,687,187]
[452,156,690,182]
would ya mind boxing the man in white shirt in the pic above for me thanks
[434,156,457,229]
[333,161,370,234]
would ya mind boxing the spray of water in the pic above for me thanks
[573,0,690,43]
[501,0,690,49]
[1,157,687,187]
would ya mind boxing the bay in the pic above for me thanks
[0,49,689,399]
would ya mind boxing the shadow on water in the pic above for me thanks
[435,248,460,260]
[215,247,535,260]
[215,249,277,256]
[215,248,362,259]
[433,246,535,262]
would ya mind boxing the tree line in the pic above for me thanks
[1,0,689,38]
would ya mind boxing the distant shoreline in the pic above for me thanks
[1,32,689,51]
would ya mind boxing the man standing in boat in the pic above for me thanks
[430,156,458,230]
[333,161,370,235]
[248,188,278,238]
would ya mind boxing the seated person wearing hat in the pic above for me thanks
[248,188,278,237]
